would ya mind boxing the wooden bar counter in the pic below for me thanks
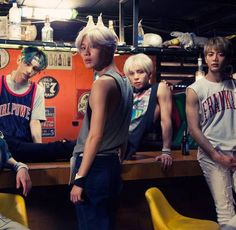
[0,150,201,189]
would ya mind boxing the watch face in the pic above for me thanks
[0,49,9,69]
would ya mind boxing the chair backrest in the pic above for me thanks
[0,193,28,227]
[145,187,180,230]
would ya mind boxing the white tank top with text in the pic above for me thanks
[188,77,236,151]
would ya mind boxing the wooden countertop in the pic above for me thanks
[0,150,201,189]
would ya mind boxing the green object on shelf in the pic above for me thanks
[172,91,197,149]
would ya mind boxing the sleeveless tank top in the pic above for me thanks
[188,77,236,151]
[0,75,36,142]
[73,69,133,155]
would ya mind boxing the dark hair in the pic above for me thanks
[21,46,48,71]
[204,36,232,60]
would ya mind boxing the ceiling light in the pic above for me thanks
[21,6,78,20]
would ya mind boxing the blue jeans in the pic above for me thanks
[198,149,236,229]
[74,155,122,230]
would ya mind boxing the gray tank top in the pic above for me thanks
[73,69,133,155]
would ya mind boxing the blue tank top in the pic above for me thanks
[0,76,36,142]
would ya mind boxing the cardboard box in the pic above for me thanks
[0,16,8,39]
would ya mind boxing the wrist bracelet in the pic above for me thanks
[74,176,86,188]
[13,162,29,172]
[162,148,171,155]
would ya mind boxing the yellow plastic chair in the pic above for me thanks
[0,193,28,227]
[145,187,220,230]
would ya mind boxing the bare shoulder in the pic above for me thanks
[186,87,198,103]
[95,75,117,85]
[91,75,118,95]
[186,87,197,98]
[90,75,120,110]
[159,81,171,89]
[157,81,172,97]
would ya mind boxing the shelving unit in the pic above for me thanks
[0,38,235,87]
[116,45,202,87]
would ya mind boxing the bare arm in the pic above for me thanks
[155,82,173,170]
[186,88,236,168]
[76,79,111,176]
[71,77,118,203]
[158,82,172,149]
[30,119,42,143]
[186,88,217,157]
[7,158,32,196]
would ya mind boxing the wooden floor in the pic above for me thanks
[1,176,216,230]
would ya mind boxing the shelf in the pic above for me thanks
[0,39,202,55]
[0,39,75,51]
[1,39,234,85]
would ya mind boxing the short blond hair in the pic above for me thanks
[75,25,117,56]
[123,53,153,76]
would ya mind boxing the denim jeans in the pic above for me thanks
[74,154,122,230]
[4,135,75,162]
[198,149,236,229]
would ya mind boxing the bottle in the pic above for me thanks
[195,55,205,81]
[138,19,144,46]
[108,20,119,42]
[181,128,190,155]
[96,13,105,27]
[54,54,58,66]
[8,2,21,40]
[62,54,66,66]
[41,16,53,42]
[67,55,71,66]
[58,54,62,66]
[24,25,31,41]
[48,53,53,66]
